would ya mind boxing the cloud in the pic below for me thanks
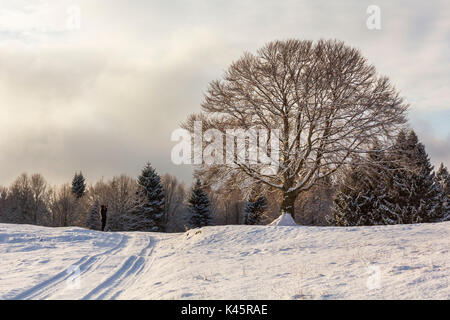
[0,0,448,185]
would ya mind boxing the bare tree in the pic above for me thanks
[48,184,77,227]
[161,174,186,232]
[29,174,50,225]
[86,175,137,231]
[184,39,408,219]
[107,175,138,231]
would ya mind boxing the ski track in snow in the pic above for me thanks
[82,235,158,300]
[1,222,449,299]
[7,230,163,300]
[12,233,130,300]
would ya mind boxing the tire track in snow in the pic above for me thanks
[12,233,129,300]
[82,235,157,300]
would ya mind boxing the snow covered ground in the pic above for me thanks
[0,222,449,300]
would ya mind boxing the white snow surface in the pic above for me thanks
[0,222,449,300]
[269,213,297,226]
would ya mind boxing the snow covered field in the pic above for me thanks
[0,222,449,300]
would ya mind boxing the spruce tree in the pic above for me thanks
[389,131,446,223]
[435,163,450,221]
[436,163,450,198]
[243,195,267,225]
[332,132,447,225]
[331,154,388,226]
[72,172,86,199]
[128,163,165,232]
[187,180,212,228]
[87,200,101,230]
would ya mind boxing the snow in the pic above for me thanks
[0,222,449,300]
[269,213,297,226]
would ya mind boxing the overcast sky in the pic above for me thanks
[0,0,449,186]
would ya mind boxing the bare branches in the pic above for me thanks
[184,39,408,217]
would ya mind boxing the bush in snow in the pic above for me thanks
[187,180,212,228]
[126,163,165,232]
[87,200,101,230]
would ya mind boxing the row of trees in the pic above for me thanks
[1,40,448,230]
[0,163,274,231]
[330,130,449,225]
[0,164,213,232]
[0,143,447,231]
[181,39,448,226]
[1,130,448,231]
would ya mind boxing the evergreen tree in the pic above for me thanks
[436,163,450,197]
[389,131,446,223]
[331,148,390,226]
[87,200,101,230]
[243,195,267,225]
[332,131,447,225]
[187,180,212,228]
[435,163,450,221]
[127,163,165,232]
[72,172,86,199]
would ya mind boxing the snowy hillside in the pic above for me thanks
[0,222,449,300]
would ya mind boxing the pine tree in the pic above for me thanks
[331,156,388,226]
[243,195,267,225]
[127,163,165,232]
[331,131,447,226]
[72,172,86,199]
[436,163,450,197]
[187,180,212,228]
[87,200,101,230]
[435,163,450,221]
[389,131,446,223]
[331,141,397,226]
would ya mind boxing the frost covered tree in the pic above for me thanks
[48,184,78,227]
[243,195,267,225]
[435,163,450,221]
[388,131,446,223]
[127,163,165,232]
[162,174,187,232]
[72,172,86,199]
[87,200,101,230]
[331,144,391,226]
[187,180,212,228]
[1,173,51,225]
[436,163,450,198]
[332,131,447,225]
[183,39,408,220]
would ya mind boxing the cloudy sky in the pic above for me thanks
[0,0,449,186]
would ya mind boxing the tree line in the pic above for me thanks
[0,164,213,232]
[1,39,449,230]
[0,129,448,231]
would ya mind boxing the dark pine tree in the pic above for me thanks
[388,130,446,223]
[71,172,86,199]
[187,180,212,228]
[243,195,267,225]
[128,163,165,232]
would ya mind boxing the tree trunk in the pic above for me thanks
[280,192,297,219]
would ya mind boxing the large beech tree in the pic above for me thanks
[184,39,408,219]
